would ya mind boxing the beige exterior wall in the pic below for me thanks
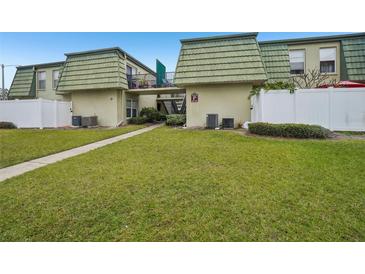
[138,95,157,110]
[35,66,70,101]
[288,41,341,82]
[117,90,125,125]
[185,83,252,128]
[67,57,158,127]
[71,89,119,127]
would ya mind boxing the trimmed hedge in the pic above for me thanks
[140,107,161,122]
[248,122,331,139]
[0,121,17,129]
[128,117,148,125]
[166,114,186,126]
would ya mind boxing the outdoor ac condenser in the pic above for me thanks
[222,118,234,129]
[81,116,97,127]
[206,114,218,129]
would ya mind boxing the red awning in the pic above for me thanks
[318,81,365,88]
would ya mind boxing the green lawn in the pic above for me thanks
[336,131,365,136]
[0,125,144,168]
[0,127,364,241]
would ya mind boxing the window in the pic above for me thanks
[289,50,305,75]
[37,71,46,90]
[52,70,60,89]
[126,65,137,76]
[126,65,138,88]
[320,48,336,73]
[126,98,138,118]
[126,65,132,76]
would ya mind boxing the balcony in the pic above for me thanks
[127,72,175,89]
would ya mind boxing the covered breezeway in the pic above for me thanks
[127,86,186,115]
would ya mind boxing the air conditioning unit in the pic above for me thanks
[72,116,82,127]
[222,118,234,129]
[206,114,218,129]
[81,116,97,127]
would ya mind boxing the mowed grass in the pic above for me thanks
[0,125,144,168]
[0,127,364,241]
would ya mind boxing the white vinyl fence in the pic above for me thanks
[251,88,365,131]
[0,99,72,128]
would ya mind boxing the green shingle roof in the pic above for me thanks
[174,33,267,85]
[341,37,365,81]
[8,67,36,98]
[259,44,290,82]
[57,48,128,92]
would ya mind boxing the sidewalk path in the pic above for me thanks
[0,124,163,182]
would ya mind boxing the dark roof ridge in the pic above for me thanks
[180,33,259,43]
[259,33,365,45]
[17,61,65,69]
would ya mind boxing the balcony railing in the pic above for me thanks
[127,72,175,89]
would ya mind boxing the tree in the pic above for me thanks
[292,69,331,89]
[0,88,9,100]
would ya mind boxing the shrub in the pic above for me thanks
[159,114,167,121]
[140,107,161,122]
[166,114,186,126]
[248,122,331,139]
[0,121,17,129]
[128,116,148,125]
[249,81,296,98]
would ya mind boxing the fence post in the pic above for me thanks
[328,87,334,131]
[293,90,297,123]
[54,100,58,128]
[260,88,264,121]
[250,95,255,122]
[38,98,43,129]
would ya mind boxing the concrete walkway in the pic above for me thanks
[0,124,163,182]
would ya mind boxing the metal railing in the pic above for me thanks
[127,72,175,89]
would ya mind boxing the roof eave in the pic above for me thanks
[259,32,365,45]
[56,86,127,93]
[17,61,65,70]
[180,32,259,44]
[175,79,266,86]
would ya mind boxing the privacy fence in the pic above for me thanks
[251,88,365,131]
[0,99,72,128]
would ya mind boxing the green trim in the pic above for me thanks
[65,47,156,76]
[8,67,36,98]
[57,51,128,92]
[340,43,348,81]
[341,37,365,81]
[175,35,267,85]
[259,44,290,82]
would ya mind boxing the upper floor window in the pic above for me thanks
[320,48,336,73]
[52,70,60,89]
[37,71,46,90]
[126,65,138,89]
[126,65,137,76]
[289,50,305,75]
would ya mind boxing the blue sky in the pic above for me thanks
[0,32,352,89]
